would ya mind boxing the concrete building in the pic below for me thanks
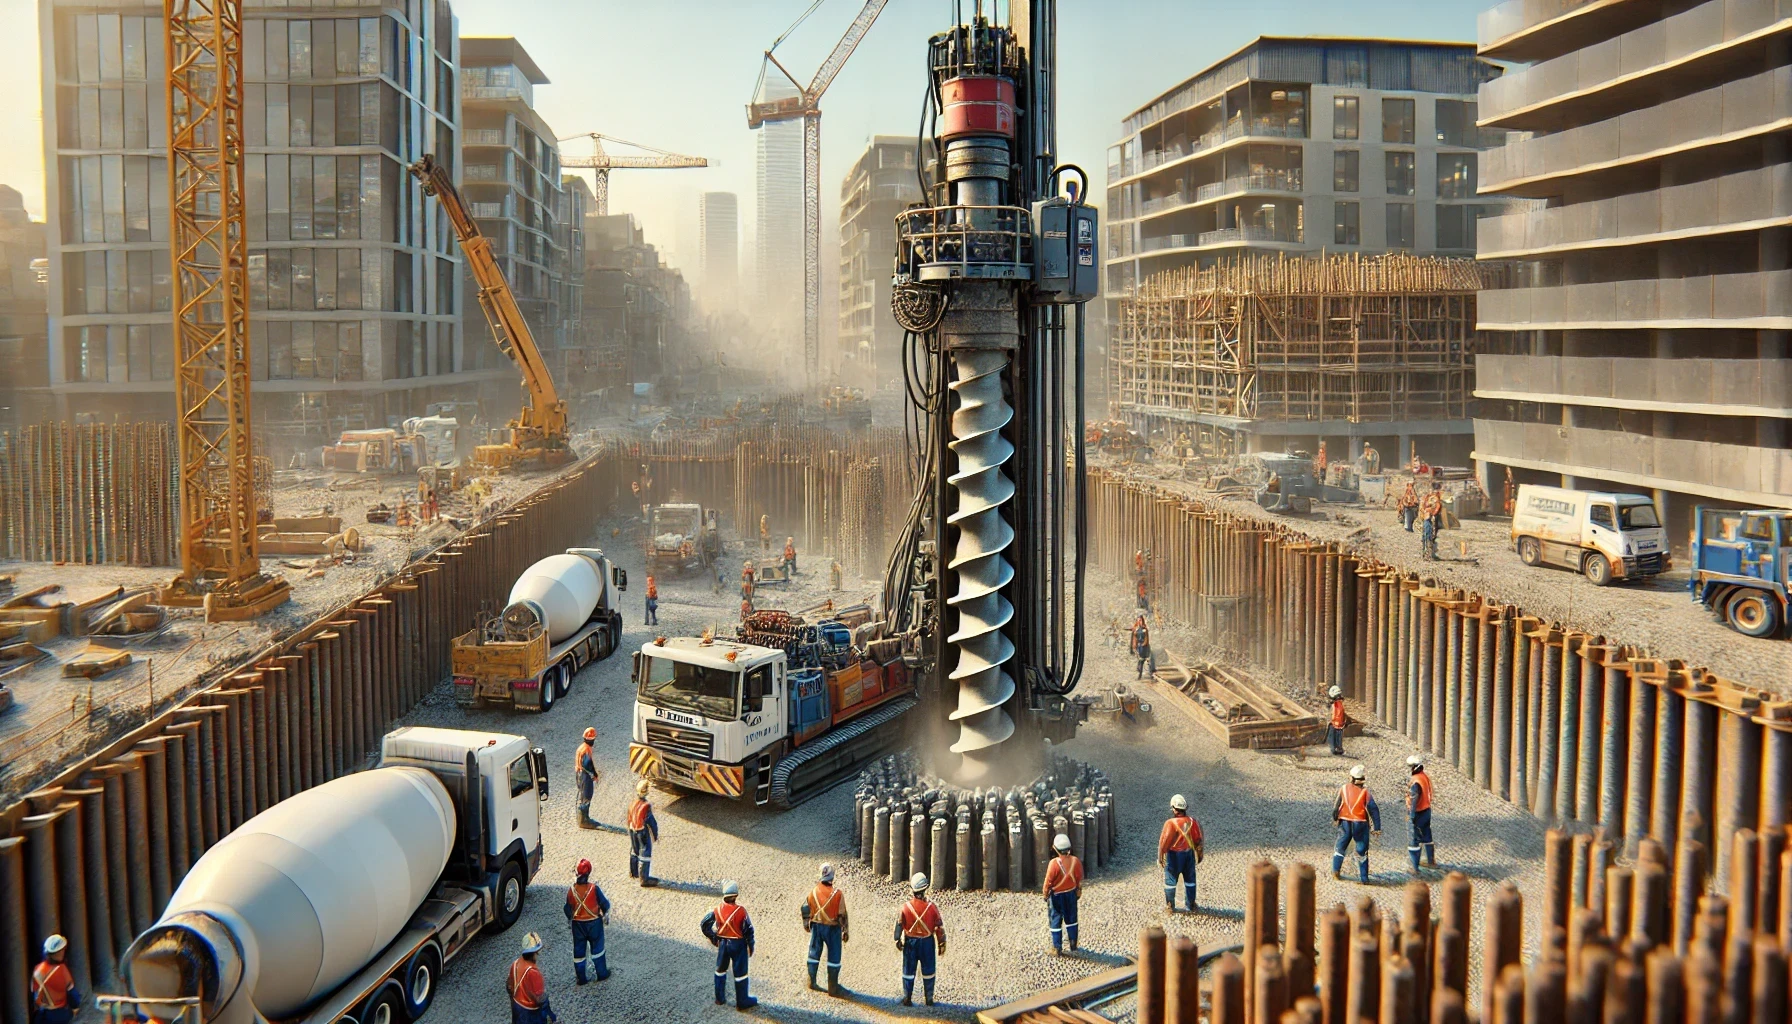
[1471,0,1792,533]
[838,136,921,391]
[0,186,49,430]
[35,0,482,452]
[1104,37,1507,299]
[754,77,803,341]
[698,191,740,312]
[585,212,693,390]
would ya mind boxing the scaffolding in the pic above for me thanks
[1110,253,1494,450]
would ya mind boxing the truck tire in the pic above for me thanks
[1517,537,1541,566]
[359,986,404,1024]
[1726,590,1781,638]
[1582,552,1613,586]
[610,613,623,651]
[538,668,557,712]
[402,945,441,1019]
[554,660,572,699]
[494,858,526,931]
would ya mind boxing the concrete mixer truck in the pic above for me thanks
[452,547,628,711]
[102,726,546,1024]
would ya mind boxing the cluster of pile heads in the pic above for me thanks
[851,753,1116,893]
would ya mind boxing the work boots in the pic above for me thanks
[807,966,820,991]
[827,968,843,996]
[577,807,598,830]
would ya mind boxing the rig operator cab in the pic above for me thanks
[1510,484,1670,586]
[1690,507,1790,638]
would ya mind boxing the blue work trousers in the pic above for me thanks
[1334,820,1372,881]
[644,597,658,625]
[511,1000,552,1024]
[629,829,654,882]
[1401,506,1418,531]
[1326,725,1345,755]
[1048,891,1079,950]
[714,938,751,1005]
[1409,808,1435,868]
[576,773,594,822]
[34,1010,74,1024]
[1163,849,1198,910]
[807,923,842,982]
[901,936,937,1002]
[571,918,608,982]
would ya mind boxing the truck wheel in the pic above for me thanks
[494,859,526,931]
[1517,537,1541,566]
[538,668,556,712]
[359,987,404,1024]
[402,946,440,1019]
[1582,552,1613,586]
[610,614,622,652]
[554,661,572,699]
[1726,591,1781,638]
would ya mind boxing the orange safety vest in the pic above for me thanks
[807,883,844,925]
[1162,815,1200,852]
[646,579,658,598]
[568,882,602,921]
[509,958,544,1009]
[1410,772,1433,813]
[901,898,942,938]
[1331,700,1348,729]
[627,797,653,831]
[1421,493,1443,518]
[32,962,72,1009]
[1045,854,1084,894]
[713,901,748,940]
[1339,784,1371,822]
[575,742,594,776]
[784,543,796,560]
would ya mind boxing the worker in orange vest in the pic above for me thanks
[564,858,611,984]
[1397,481,1420,532]
[508,932,556,1024]
[1405,755,1437,873]
[1158,795,1204,912]
[895,873,946,1006]
[701,881,757,1009]
[627,779,660,887]
[784,537,798,574]
[740,597,754,621]
[801,862,849,994]
[1042,834,1084,954]
[1418,485,1445,561]
[1332,764,1383,882]
[1326,686,1347,756]
[31,935,80,1024]
[575,727,599,830]
[644,575,659,626]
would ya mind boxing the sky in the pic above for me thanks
[0,0,1493,274]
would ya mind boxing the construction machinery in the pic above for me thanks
[452,547,628,711]
[410,154,572,473]
[746,0,890,383]
[1690,507,1789,638]
[646,503,721,575]
[560,132,709,216]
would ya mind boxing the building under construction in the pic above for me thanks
[1109,252,1491,463]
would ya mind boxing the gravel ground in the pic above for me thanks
[402,514,1555,1024]
[1106,459,1792,696]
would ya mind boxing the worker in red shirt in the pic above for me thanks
[701,881,757,1009]
[31,935,80,1024]
[627,779,660,887]
[564,859,611,984]
[644,574,659,626]
[1405,755,1437,873]
[507,932,556,1024]
[784,536,798,574]
[574,727,599,830]
[801,862,849,994]
[1326,686,1347,756]
[895,873,946,1006]
[1332,764,1383,882]
[1157,795,1204,913]
[1042,834,1084,954]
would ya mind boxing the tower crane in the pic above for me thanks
[559,133,709,217]
[746,0,890,383]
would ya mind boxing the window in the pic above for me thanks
[1590,505,1616,530]
[1435,100,1478,147]
[1620,504,1661,530]
[1382,98,1415,144]
[1436,205,1485,250]
[637,654,740,720]
[1332,96,1359,140]
[1386,203,1414,249]
[1333,150,1358,193]
[1437,154,1476,199]
[1333,201,1359,246]
[1386,152,1415,196]
[742,665,770,714]
[508,756,534,798]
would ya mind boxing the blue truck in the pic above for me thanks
[1690,507,1791,638]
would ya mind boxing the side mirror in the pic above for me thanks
[613,566,628,592]
[532,747,550,801]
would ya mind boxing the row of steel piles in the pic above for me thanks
[1133,848,1790,1024]
[1085,470,1792,888]
[0,421,178,566]
[0,454,626,1024]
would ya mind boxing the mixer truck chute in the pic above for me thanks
[453,547,627,711]
[104,727,544,1024]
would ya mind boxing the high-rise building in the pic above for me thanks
[0,185,49,429]
[698,191,739,312]
[753,77,803,338]
[35,0,479,451]
[1471,0,1792,538]
[838,137,920,390]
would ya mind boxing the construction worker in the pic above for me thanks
[627,779,659,887]
[1419,485,1445,561]
[575,727,599,830]
[759,513,770,553]
[564,859,611,984]
[1315,441,1329,481]
[1405,755,1437,872]
[701,880,757,1009]
[1130,616,1155,679]
[1134,549,1146,576]
[508,933,556,1024]
[1397,481,1420,531]
[1331,764,1383,882]
[1042,833,1084,954]
[801,862,849,995]
[1136,575,1150,612]
[1157,795,1203,912]
[1359,443,1381,475]
[830,560,843,591]
[644,575,659,626]
[1326,686,1347,756]
[895,873,946,1007]
[784,537,798,574]
[32,935,80,1024]
[740,597,754,621]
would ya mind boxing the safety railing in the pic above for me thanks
[893,205,1033,282]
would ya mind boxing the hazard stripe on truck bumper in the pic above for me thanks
[629,743,745,799]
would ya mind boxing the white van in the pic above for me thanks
[1511,484,1671,585]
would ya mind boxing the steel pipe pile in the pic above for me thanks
[850,752,1116,893]
[0,422,178,566]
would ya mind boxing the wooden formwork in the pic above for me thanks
[1153,650,1323,749]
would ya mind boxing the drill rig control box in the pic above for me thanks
[1032,197,1099,304]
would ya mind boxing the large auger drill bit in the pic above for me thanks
[945,348,1017,781]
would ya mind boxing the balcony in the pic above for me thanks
[1474,354,1792,416]
[1477,270,1792,329]
[1121,119,1308,184]
[1141,233,1197,252]
[1197,224,1304,247]
[1479,0,1625,58]
[1194,171,1304,203]
[1477,165,1792,257]
[1480,0,1792,126]
[470,202,506,219]
[1472,419,1792,502]
[1481,66,1792,194]
[464,128,507,146]
[1140,191,1189,216]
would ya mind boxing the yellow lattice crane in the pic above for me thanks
[559,133,708,217]
[159,0,289,620]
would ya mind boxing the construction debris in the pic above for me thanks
[1152,652,1323,749]
[60,646,131,678]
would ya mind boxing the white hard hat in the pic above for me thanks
[636,779,651,795]
[1350,764,1367,780]
[722,880,740,898]
[1054,833,1072,853]
[1328,686,1342,699]
[818,863,835,883]
[43,934,67,956]
[520,931,543,954]
[911,872,929,892]
[1169,794,1188,811]
[1405,755,1424,768]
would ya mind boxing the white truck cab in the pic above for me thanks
[629,637,788,800]
[1511,484,1670,585]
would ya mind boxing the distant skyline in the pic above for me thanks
[0,0,1492,272]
